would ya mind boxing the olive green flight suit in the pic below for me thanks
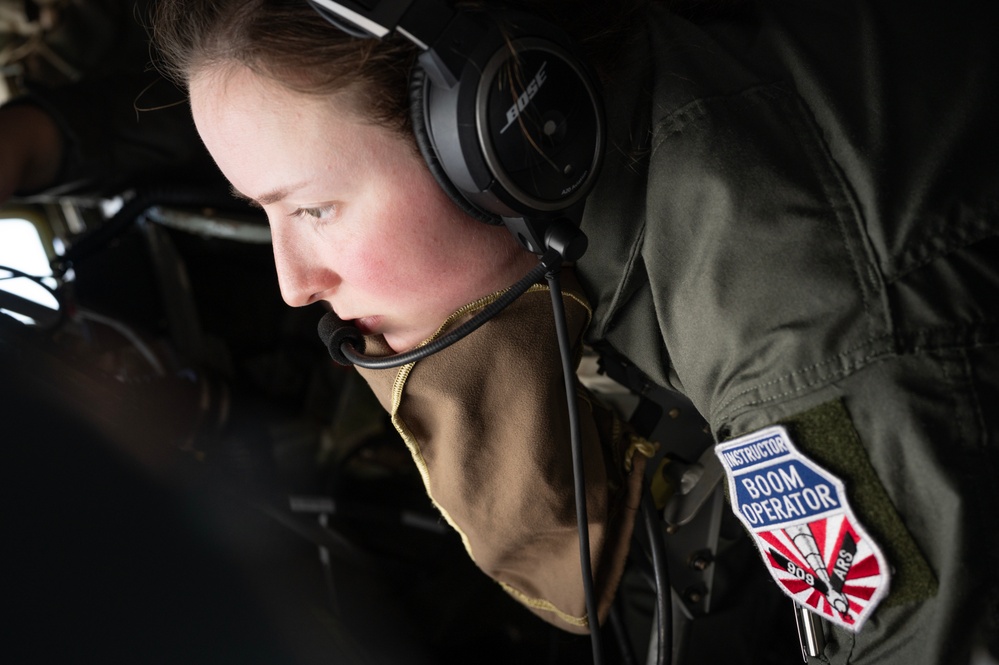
[577,1,999,662]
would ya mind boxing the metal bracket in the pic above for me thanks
[661,447,724,528]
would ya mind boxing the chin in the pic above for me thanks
[382,333,415,354]
[383,329,433,354]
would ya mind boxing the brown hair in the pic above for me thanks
[152,0,418,133]
[152,0,648,137]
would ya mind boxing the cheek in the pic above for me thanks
[343,151,488,309]
[360,186,459,284]
[337,227,410,298]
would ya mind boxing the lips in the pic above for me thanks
[350,316,380,335]
[331,306,381,335]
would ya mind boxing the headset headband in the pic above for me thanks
[307,0,453,48]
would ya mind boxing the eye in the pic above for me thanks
[291,204,338,223]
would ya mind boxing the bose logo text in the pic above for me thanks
[499,61,548,135]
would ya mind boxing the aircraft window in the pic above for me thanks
[0,218,59,324]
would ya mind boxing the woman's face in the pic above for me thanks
[191,65,536,352]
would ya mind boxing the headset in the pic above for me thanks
[305,0,605,255]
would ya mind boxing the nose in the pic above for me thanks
[269,219,339,307]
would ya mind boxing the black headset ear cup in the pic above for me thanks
[409,67,501,225]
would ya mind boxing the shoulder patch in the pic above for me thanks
[715,425,890,632]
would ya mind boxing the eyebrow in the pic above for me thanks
[229,182,307,207]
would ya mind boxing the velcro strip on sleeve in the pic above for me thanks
[781,399,937,607]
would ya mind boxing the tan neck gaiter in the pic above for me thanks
[355,269,654,634]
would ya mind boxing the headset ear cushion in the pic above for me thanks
[408,67,501,225]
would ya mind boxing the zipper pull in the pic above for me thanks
[793,601,826,661]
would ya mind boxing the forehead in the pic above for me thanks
[188,63,418,202]
[191,64,317,126]
[190,60,377,120]
[191,65,343,149]
[190,67,312,189]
